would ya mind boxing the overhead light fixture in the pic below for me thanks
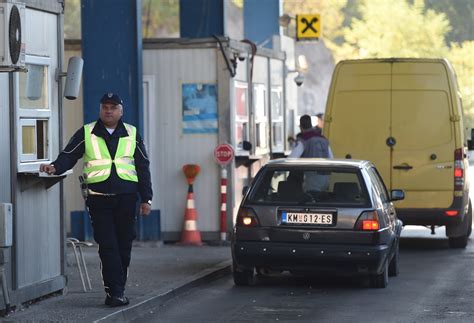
[278,13,294,27]
[297,55,308,73]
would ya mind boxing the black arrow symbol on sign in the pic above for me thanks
[301,17,318,33]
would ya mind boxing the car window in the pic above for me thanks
[367,167,389,203]
[248,167,370,207]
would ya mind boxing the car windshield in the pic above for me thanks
[247,167,370,207]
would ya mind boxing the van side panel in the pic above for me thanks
[326,63,392,186]
[391,62,454,208]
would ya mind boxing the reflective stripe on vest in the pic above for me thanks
[83,122,138,184]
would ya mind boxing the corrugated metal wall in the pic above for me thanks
[143,48,220,240]
[0,74,10,203]
[14,8,61,288]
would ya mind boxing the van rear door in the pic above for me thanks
[326,62,392,187]
[390,62,455,209]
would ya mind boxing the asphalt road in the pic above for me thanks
[135,226,473,323]
[133,166,474,322]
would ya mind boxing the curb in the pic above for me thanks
[94,260,232,322]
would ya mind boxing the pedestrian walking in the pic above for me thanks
[315,112,324,134]
[40,92,153,307]
[289,114,332,159]
[289,114,333,191]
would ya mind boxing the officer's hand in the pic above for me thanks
[140,203,151,216]
[39,164,56,175]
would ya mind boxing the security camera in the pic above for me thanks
[237,51,246,61]
[294,73,304,87]
[64,57,84,100]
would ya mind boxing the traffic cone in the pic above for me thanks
[180,165,202,246]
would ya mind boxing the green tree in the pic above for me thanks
[64,0,81,39]
[338,0,451,60]
[448,41,474,127]
[142,0,179,38]
[425,0,473,43]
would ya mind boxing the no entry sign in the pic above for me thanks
[214,143,234,166]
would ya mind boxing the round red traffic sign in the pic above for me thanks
[214,144,234,166]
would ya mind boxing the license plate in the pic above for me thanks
[282,212,333,225]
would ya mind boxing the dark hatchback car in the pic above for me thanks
[232,159,404,288]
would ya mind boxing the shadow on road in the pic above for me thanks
[400,236,450,250]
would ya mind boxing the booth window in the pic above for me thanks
[234,82,249,154]
[16,56,52,172]
[19,119,49,162]
[254,84,268,152]
[271,87,283,152]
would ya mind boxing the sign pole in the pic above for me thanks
[213,143,234,242]
[220,166,227,241]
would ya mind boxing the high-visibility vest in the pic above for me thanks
[83,122,138,184]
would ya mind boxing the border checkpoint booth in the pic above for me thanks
[142,37,292,241]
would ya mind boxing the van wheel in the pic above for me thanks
[449,235,468,249]
[388,240,399,277]
[467,200,472,238]
[448,202,471,249]
[370,261,388,288]
[233,262,254,286]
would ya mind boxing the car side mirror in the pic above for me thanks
[242,186,249,196]
[391,190,405,201]
[468,140,474,151]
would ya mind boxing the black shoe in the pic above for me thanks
[105,295,130,307]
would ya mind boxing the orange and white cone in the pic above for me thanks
[180,184,202,246]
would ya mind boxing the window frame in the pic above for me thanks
[16,55,53,173]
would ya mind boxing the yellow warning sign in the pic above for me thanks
[297,14,321,40]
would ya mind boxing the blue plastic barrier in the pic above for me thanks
[70,209,161,241]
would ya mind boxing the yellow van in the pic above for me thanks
[324,58,471,248]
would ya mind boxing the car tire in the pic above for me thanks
[388,240,399,277]
[370,261,388,288]
[233,263,254,286]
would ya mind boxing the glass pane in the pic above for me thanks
[19,64,49,109]
[36,120,48,160]
[235,85,247,117]
[257,122,267,148]
[22,125,36,154]
[272,122,283,147]
[249,168,369,207]
[271,89,282,119]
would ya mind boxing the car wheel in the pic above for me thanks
[370,261,388,288]
[233,263,254,286]
[388,240,399,277]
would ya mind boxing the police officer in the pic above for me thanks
[40,93,152,307]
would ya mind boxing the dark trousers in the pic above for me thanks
[86,194,138,297]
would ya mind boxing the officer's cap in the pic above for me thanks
[100,93,123,106]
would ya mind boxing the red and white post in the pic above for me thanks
[214,143,234,242]
[220,167,228,241]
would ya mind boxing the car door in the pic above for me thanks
[390,62,455,209]
[327,62,392,187]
